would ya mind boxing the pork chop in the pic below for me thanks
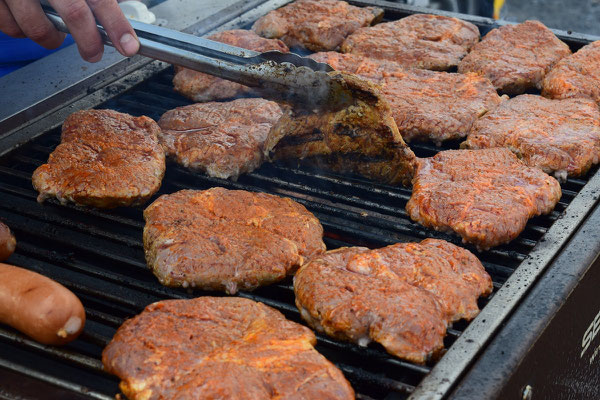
[103,297,354,400]
[542,40,600,105]
[340,14,480,71]
[173,29,289,102]
[458,21,571,95]
[157,98,283,179]
[406,148,562,250]
[465,94,600,179]
[252,0,383,51]
[143,188,325,294]
[32,110,165,208]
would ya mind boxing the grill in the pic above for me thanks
[1,1,599,399]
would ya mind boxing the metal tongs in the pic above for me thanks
[42,6,340,106]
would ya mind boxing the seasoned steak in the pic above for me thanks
[267,73,417,185]
[32,110,165,208]
[407,148,562,250]
[173,30,289,102]
[252,0,383,51]
[309,51,406,82]
[103,297,354,400]
[542,40,600,105]
[340,14,479,71]
[157,98,283,179]
[465,95,600,179]
[458,21,571,95]
[143,188,325,294]
[294,246,447,363]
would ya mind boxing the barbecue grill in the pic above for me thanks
[1,1,600,399]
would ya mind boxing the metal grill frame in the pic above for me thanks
[1,1,600,399]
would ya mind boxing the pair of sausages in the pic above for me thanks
[0,222,85,345]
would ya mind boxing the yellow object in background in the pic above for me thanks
[494,0,505,19]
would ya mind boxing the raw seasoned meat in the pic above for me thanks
[173,30,289,102]
[143,188,325,294]
[406,148,562,250]
[465,95,600,178]
[253,0,383,51]
[157,98,283,179]
[542,40,600,105]
[103,297,354,400]
[341,14,479,70]
[32,110,165,208]
[458,21,571,95]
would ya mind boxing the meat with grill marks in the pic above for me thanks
[143,188,325,294]
[464,95,600,179]
[458,21,571,95]
[340,14,479,71]
[407,148,562,250]
[157,98,283,180]
[252,0,383,51]
[267,72,417,185]
[103,297,354,400]
[32,110,165,208]
[173,30,289,102]
[542,40,600,106]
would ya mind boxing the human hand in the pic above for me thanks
[0,0,139,62]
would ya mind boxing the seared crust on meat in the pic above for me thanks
[103,297,354,400]
[143,188,325,294]
[542,40,600,105]
[464,95,600,178]
[157,98,283,179]
[32,110,165,208]
[252,0,383,51]
[294,246,447,364]
[407,148,562,250]
[341,14,480,71]
[173,30,289,102]
[458,21,571,95]
[268,72,417,185]
[309,51,406,82]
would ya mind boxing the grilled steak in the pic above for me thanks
[173,30,289,102]
[103,297,354,400]
[294,246,447,363]
[32,110,165,208]
[143,188,325,294]
[157,98,283,179]
[252,0,383,51]
[542,40,600,105]
[458,21,571,95]
[340,14,479,71]
[465,95,600,179]
[0,222,16,262]
[309,51,407,82]
[267,73,417,185]
[407,148,562,250]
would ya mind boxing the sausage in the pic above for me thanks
[0,222,16,261]
[0,264,86,345]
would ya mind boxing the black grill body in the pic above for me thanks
[0,1,599,399]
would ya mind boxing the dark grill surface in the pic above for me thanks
[0,66,593,399]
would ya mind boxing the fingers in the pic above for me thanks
[3,0,65,48]
[86,0,139,57]
[0,0,25,38]
[48,0,103,62]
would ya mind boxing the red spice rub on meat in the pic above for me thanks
[103,297,354,400]
[32,109,165,208]
[252,0,383,51]
[157,98,283,179]
[542,40,600,105]
[341,14,480,70]
[173,30,289,102]
[458,21,571,95]
[465,95,600,179]
[143,188,325,294]
[406,148,562,250]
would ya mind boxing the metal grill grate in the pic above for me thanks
[0,65,593,399]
